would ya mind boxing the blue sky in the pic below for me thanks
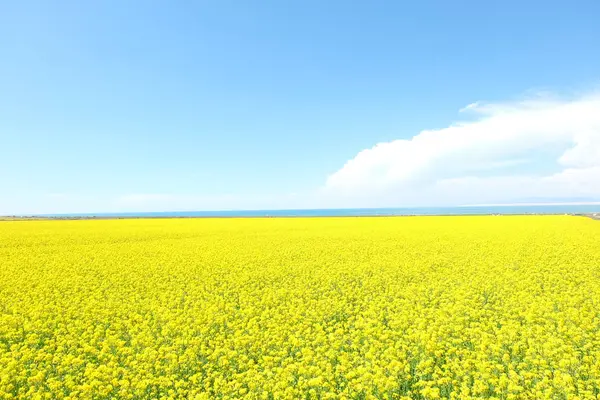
[1,0,600,214]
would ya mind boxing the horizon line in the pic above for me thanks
[5,201,600,217]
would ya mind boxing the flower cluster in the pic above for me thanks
[1,216,600,399]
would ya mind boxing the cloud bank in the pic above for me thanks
[325,92,600,206]
[4,91,599,215]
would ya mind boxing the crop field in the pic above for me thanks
[1,216,600,399]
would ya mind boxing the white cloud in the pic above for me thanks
[112,192,313,212]
[116,194,179,205]
[114,193,240,212]
[45,193,70,200]
[325,92,600,205]
[4,91,600,215]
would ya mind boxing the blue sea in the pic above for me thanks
[41,204,600,218]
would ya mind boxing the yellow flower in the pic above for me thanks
[1,216,599,399]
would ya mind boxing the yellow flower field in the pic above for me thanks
[1,216,600,399]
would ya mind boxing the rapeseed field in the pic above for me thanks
[1,216,600,399]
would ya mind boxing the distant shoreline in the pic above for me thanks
[3,205,600,221]
[1,213,599,221]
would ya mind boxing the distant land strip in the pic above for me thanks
[1,213,600,221]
